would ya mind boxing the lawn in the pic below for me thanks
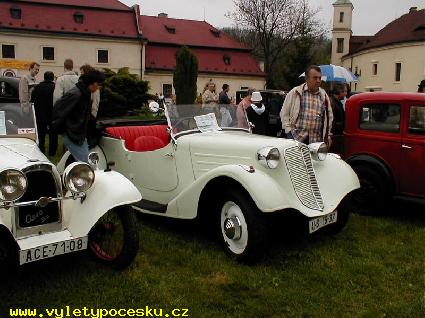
[1,202,423,318]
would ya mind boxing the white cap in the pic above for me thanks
[251,91,262,102]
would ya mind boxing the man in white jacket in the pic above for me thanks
[280,65,333,146]
[53,59,78,104]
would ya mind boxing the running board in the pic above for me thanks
[133,199,167,213]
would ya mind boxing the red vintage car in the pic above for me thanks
[342,92,425,208]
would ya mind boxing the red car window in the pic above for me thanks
[359,103,400,133]
[408,105,425,135]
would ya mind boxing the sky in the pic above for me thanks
[121,0,425,36]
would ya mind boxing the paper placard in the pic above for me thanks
[18,128,36,134]
[0,111,6,135]
[194,113,222,133]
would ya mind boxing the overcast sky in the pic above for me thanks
[121,0,425,36]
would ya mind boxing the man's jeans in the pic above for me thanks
[63,135,89,163]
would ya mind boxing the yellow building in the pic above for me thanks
[331,0,425,92]
[0,0,265,98]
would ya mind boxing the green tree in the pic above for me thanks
[173,46,198,104]
[99,68,150,117]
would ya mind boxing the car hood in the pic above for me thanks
[179,131,298,178]
[0,138,48,171]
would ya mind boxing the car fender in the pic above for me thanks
[346,154,393,187]
[170,165,290,219]
[63,170,141,237]
[171,157,359,219]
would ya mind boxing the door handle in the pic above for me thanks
[164,153,174,158]
[402,144,412,149]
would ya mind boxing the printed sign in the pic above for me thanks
[18,128,36,134]
[194,113,222,133]
[0,111,6,135]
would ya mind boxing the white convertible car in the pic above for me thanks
[84,103,359,262]
[0,103,141,270]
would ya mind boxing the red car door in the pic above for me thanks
[399,102,425,197]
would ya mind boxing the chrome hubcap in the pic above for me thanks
[223,216,242,240]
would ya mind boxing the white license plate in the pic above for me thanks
[20,237,88,265]
[309,211,337,234]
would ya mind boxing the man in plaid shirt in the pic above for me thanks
[280,65,333,146]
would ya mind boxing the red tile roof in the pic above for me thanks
[140,15,248,50]
[0,1,139,38]
[145,46,264,76]
[13,0,130,10]
[349,9,425,55]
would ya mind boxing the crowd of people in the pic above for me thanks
[18,59,104,162]
[19,60,424,161]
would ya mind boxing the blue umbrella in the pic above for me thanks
[300,65,358,83]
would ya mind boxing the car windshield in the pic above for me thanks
[165,104,250,138]
[0,103,37,141]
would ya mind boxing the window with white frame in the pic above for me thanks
[162,84,172,98]
[97,49,109,64]
[1,44,15,59]
[395,63,401,82]
[42,46,55,61]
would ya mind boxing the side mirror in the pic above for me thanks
[149,101,160,113]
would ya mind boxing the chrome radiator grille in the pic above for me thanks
[284,144,324,211]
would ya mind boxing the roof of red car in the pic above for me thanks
[140,15,248,50]
[0,1,139,38]
[348,92,425,104]
[348,9,425,55]
[145,46,264,76]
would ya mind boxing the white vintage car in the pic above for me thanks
[68,102,359,262]
[0,103,142,270]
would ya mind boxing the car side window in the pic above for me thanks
[0,80,17,98]
[359,103,400,133]
[408,106,425,135]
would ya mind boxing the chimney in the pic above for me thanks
[158,13,168,18]
[409,7,417,13]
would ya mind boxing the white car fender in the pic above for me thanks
[63,170,142,237]
[170,158,359,219]
[168,164,294,219]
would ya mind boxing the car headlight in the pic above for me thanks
[308,142,328,161]
[0,169,27,202]
[257,147,280,169]
[63,162,95,194]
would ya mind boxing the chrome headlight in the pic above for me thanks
[63,162,95,194]
[257,147,280,169]
[308,142,328,161]
[0,169,28,201]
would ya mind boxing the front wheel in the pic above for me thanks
[88,206,139,269]
[217,188,267,263]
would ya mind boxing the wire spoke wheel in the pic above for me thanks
[88,206,139,269]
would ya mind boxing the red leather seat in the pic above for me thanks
[105,125,169,151]
[133,136,165,152]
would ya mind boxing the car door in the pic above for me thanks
[399,102,425,197]
[354,101,402,181]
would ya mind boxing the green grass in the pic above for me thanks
[1,206,424,318]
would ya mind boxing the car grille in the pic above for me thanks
[18,169,61,228]
[284,144,324,211]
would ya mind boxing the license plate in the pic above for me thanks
[309,211,337,234]
[19,237,88,265]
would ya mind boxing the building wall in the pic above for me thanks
[144,71,266,100]
[0,32,141,77]
[342,42,425,92]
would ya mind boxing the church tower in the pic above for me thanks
[331,0,353,66]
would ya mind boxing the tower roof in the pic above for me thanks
[333,0,352,5]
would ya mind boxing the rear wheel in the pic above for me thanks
[217,188,267,263]
[88,206,139,269]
